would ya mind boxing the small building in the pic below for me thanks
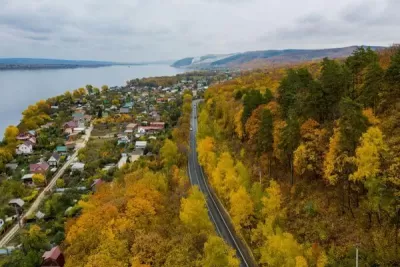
[16,141,33,155]
[135,141,147,150]
[48,153,60,167]
[63,121,77,133]
[21,173,34,184]
[126,123,138,131]
[16,132,35,141]
[41,246,65,267]
[30,162,50,174]
[5,163,18,171]
[9,198,25,209]
[30,163,50,174]
[117,136,130,145]
[120,102,134,114]
[36,211,45,220]
[71,162,85,172]
[150,122,165,129]
[56,146,68,155]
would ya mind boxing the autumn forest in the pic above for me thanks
[196,46,400,266]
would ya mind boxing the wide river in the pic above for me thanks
[0,65,183,134]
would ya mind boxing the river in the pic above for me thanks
[0,65,183,134]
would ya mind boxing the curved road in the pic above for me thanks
[188,100,256,267]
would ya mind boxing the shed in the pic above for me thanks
[135,141,147,150]
[9,198,24,208]
[41,246,65,267]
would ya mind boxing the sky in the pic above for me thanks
[0,0,398,62]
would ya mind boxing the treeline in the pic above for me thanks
[62,91,240,267]
[197,46,400,266]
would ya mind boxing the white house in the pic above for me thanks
[16,141,33,155]
[48,153,60,167]
[135,141,147,150]
[71,162,85,172]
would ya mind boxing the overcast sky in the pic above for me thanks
[0,0,397,62]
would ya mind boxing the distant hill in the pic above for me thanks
[172,46,386,69]
[0,58,173,70]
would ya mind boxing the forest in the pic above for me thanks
[196,46,400,266]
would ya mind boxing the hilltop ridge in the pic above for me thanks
[172,45,385,69]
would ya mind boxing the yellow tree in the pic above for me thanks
[229,186,254,230]
[3,125,19,144]
[294,119,327,178]
[212,152,238,201]
[201,235,240,267]
[180,186,213,234]
[32,173,46,186]
[197,137,217,175]
[350,127,387,182]
[160,139,179,170]
[350,127,388,218]
[323,127,350,185]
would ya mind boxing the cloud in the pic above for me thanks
[0,0,398,61]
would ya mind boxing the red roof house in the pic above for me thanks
[41,246,65,267]
[30,163,50,174]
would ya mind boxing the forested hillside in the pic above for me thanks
[197,46,400,266]
[62,92,239,267]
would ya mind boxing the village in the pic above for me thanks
[0,70,236,266]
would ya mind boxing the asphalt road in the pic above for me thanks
[188,100,256,267]
[0,125,93,248]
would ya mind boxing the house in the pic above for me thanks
[41,246,65,267]
[117,136,130,145]
[21,174,34,184]
[135,141,147,150]
[16,141,33,155]
[5,163,18,171]
[56,146,68,155]
[30,162,50,174]
[9,198,25,209]
[51,105,59,110]
[16,132,35,141]
[63,121,78,133]
[150,122,165,129]
[71,162,85,172]
[48,153,60,167]
[120,102,134,114]
[126,123,138,131]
